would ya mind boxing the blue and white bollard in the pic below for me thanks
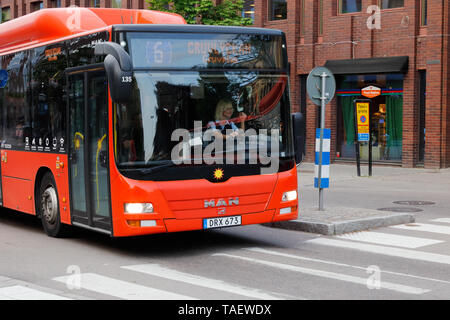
[314,128,330,189]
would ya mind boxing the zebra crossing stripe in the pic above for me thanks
[213,253,429,295]
[0,285,71,300]
[391,223,450,235]
[121,264,291,300]
[245,247,450,286]
[431,218,450,224]
[53,273,196,300]
[335,231,443,248]
[308,237,450,265]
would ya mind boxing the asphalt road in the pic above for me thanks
[1,204,450,302]
[1,163,450,308]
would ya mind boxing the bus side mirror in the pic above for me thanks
[94,42,133,104]
[292,112,305,165]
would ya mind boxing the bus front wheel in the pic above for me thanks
[38,172,69,238]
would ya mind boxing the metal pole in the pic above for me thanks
[354,100,361,177]
[318,71,327,211]
[368,101,373,176]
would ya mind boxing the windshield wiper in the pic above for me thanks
[139,161,178,175]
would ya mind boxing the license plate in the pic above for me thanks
[203,216,242,229]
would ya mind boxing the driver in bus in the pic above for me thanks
[207,99,247,139]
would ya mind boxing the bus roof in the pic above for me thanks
[0,8,186,52]
[112,24,284,36]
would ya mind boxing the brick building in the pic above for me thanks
[2,0,447,168]
[254,0,450,169]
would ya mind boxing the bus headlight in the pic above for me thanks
[124,203,154,214]
[282,190,297,202]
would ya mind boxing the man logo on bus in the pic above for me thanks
[204,197,239,208]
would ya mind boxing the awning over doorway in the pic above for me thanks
[324,56,409,75]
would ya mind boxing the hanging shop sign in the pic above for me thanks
[361,85,381,99]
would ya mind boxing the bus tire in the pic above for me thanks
[38,172,69,238]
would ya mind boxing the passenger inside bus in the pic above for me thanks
[150,106,173,161]
[120,112,144,163]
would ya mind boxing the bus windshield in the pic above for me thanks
[114,32,292,177]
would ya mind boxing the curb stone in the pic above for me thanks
[264,212,415,235]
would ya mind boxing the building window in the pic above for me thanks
[242,0,255,22]
[339,0,362,14]
[49,0,62,7]
[299,75,307,155]
[269,0,287,20]
[421,0,427,26]
[91,0,101,7]
[380,0,404,9]
[336,73,404,162]
[418,71,426,163]
[112,0,122,8]
[318,0,323,35]
[300,0,305,35]
[1,7,11,23]
[31,1,44,12]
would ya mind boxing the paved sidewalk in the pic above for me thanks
[268,162,450,235]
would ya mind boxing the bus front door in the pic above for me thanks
[67,66,112,234]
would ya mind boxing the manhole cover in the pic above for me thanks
[377,207,423,213]
[393,200,435,206]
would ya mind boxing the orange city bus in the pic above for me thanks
[0,8,304,237]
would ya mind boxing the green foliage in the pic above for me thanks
[147,0,253,26]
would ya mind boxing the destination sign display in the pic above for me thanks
[128,33,285,69]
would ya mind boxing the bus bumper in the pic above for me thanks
[164,207,297,233]
[115,207,298,236]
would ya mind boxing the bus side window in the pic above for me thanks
[31,44,67,151]
[3,50,31,149]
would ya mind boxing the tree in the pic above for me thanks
[147,0,253,26]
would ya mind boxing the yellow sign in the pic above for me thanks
[356,102,370,141]
[356,102,369,132]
